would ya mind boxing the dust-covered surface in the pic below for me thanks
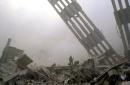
[0,41,130,85]
[0,45,99,85]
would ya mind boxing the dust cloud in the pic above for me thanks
[0,0,123,66]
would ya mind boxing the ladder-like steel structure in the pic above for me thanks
[111,0,130,56]
[48,0,121,65]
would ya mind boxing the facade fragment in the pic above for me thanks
[48,0,121,65]
[111,0,130,57]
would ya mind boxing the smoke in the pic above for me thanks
[0,0,124,66]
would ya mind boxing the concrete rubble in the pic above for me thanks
[0,44,99,85]
[0,40,130,85]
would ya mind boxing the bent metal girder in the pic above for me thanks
[48,0,121,65]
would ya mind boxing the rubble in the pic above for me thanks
[0,0,130,84]
[2,56,130,85]
[90,62,130,85]
[0,44,100,85]
[2,57,99,85]
[0,39,130,85]
[0,39,33,84]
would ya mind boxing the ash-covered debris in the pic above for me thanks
[0,39,130,85]
[91,62,130,85]
[2,56,130,85]
[0,39,33,85]
[1,55,99,85]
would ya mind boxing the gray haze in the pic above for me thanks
[0,0,124,66]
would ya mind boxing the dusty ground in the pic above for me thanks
[121,81,130,85]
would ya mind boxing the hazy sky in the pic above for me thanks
[0,0,124,66]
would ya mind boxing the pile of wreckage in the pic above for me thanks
[0,39,98,85]
[0,39,130,85]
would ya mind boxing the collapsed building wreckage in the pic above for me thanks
[0,0,130,85]
[47,0,130,84]
[0,40,99,85]
[0,45,128,85]
[0,39,33,84]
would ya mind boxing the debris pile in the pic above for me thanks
[91,62,130,85]
[1,55,99,85]
[0,39,130,85]
[0,45,128,84]
[0,39,33,85]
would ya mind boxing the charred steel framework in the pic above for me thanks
[111,0,130,55]
[48,0,121,65]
